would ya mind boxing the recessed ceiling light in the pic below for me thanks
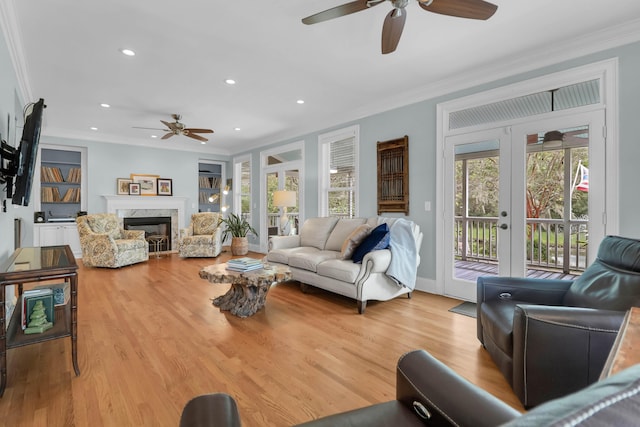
[201,141,206,145]
[225,79,236,85]
[296,99,305,104]
[151,135,158,139]
[120,48,136,56]
[234,127,241,131]
[90,127,98,131]
[100,103,110,108]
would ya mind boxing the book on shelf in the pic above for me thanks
[33,282,70,306]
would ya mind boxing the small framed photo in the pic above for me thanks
[128,182,141,195]
[157,178,173,196]
[130,173,159,196]
[117,178,132,195]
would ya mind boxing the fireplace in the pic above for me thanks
[124,216,172,251]
[103,195,188,253]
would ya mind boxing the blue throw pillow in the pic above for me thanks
[352,223,390,264]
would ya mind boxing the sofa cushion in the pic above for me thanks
[341,224,372,260]
[289,250,340,273]
[192,212,221,235]
[266,247,317,265]
[352,223,390,264]
[316,259,361,284]
[325,218,366,251]
[300,217,339,250]
[87,213,122,240]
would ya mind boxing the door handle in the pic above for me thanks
[499,223,508,230]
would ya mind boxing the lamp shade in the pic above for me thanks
[273,190,297,208]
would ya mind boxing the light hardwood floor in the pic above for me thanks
[0,250,523,426]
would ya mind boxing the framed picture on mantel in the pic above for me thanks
[157,178,173,196]
[131,173,159,196]
[117,178,132,195]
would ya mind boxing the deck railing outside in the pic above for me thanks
[455,216,588,273]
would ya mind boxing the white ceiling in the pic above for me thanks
[3,1,640,155]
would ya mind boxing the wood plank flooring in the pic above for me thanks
[0,251,523,426]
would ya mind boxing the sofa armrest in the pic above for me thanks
[269,235,300,251]
[180,393,241,427]
[79,233,118,259]
[512,305,626,407]
[180,227,193,238]
[396,350,521,426]
[122,229,145,240]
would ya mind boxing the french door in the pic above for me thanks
[443,110,605,301]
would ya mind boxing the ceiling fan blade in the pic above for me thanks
[185,128,214,134]
[132,126,167,131]
[381,8,406,54]
[161,132,174,140]
[302,0,382,25]
[418,0,497,20]
[184,132,208,142]
[161,120,179,131]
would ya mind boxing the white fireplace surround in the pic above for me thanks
[102,195,188,250]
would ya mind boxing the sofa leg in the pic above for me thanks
[300,283,310,293]
[407,292,412,299]
[358,300,366,314]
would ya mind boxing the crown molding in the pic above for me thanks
[0,0,32,102]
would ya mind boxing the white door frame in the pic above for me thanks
[436,59,618,299]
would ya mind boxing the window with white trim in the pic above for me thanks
[319,125,359,218]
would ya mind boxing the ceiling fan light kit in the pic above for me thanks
[302,0,498,54]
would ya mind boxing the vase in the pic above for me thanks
[230,237,249,256]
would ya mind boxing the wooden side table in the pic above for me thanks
[199,263,292,317]
[600,307,640,379]
[0,245,80,397]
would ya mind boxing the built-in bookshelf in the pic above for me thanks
[39,148,82,218]
[198,161,224,212]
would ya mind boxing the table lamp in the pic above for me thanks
[273,190,297,235]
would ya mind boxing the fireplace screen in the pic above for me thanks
[123,216,171,252]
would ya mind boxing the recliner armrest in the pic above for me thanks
[512,305,626,407]
[396,350,521,426]
[180,393,241,427]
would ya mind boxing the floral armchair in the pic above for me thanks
[76,213,149,268]
[178,212,223,258]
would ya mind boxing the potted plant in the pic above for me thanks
[220,213,258,256]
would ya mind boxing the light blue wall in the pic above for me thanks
[2,21,640,285]
[239,40,640,281]
[0,30,24,260]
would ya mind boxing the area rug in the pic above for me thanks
[449,301,477,318]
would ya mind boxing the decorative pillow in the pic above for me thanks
[340,224,372,260]
[351,223,390,264]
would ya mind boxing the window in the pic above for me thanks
[319,125,359,217]
[233,155,251,221]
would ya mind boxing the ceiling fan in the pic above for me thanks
[302,0,498,54]
[134,114,214,142]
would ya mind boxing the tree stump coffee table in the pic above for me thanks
[199,263,292,318]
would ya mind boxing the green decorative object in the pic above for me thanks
[219,213,258,240]
[25,300,53,334]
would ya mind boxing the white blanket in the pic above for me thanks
[387,218,418,290]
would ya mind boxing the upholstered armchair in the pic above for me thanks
[178,212,223,258]
[477,235,640,408]
[76,213,149,268]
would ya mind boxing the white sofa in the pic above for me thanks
[266,216,423,313]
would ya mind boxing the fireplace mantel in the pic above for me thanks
[102,195,188,228]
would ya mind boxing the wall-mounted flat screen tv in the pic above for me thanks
[12,98,45,206]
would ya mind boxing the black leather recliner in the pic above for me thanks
[477,235,640,408]
[179,349,640,426]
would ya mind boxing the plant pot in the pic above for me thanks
[230,237,249,256]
